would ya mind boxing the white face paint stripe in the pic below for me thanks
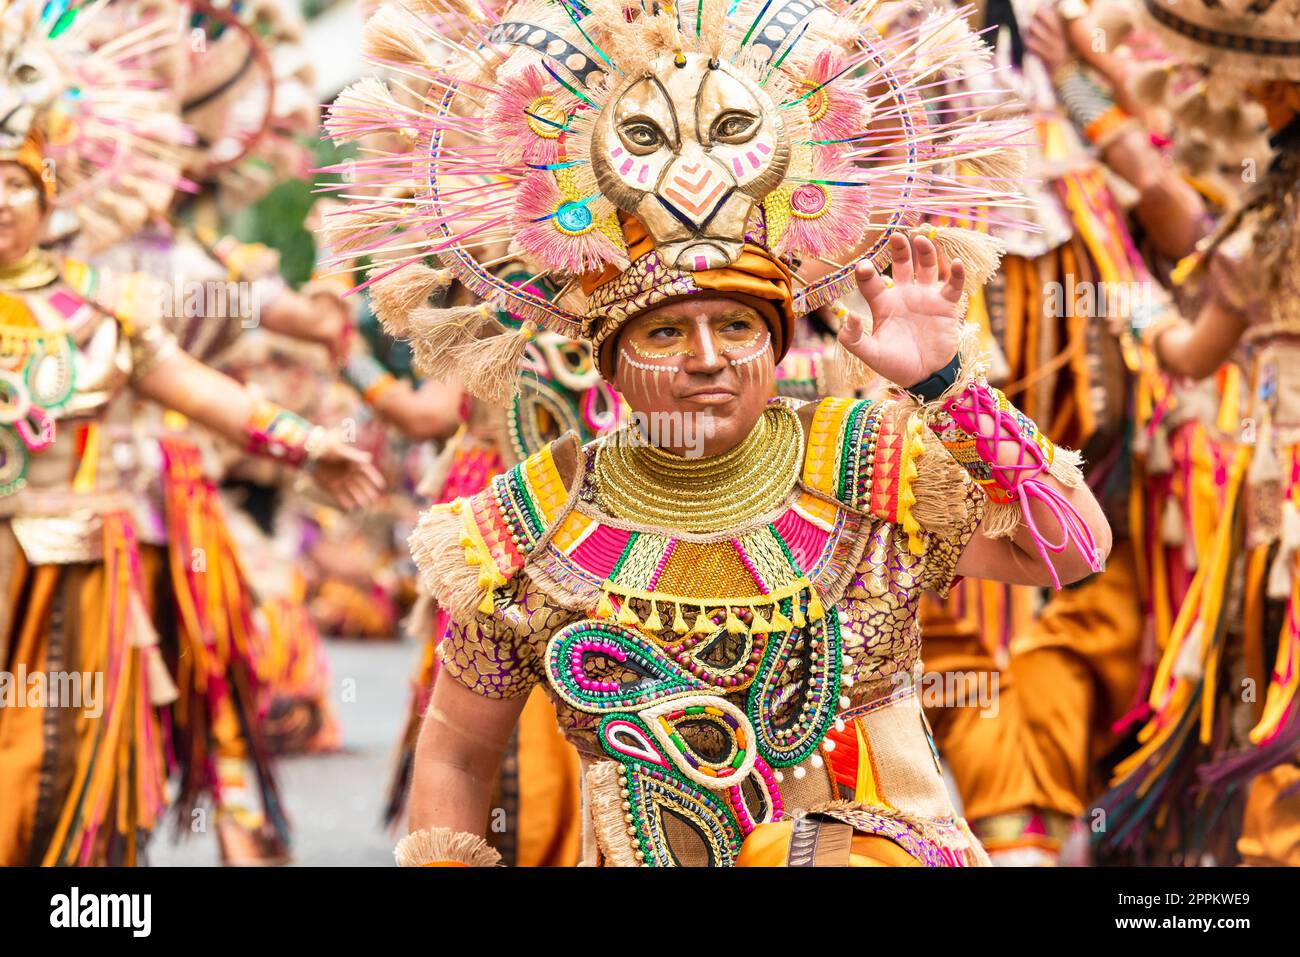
[620,346,679,374]
[728,330,771,367]
[0,186,40,210]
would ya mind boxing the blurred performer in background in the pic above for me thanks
[1096,0,1300,867]
[85,0,362,865]
[325,0,1111,868]
[0,0,381,867]
[326,6,618,854]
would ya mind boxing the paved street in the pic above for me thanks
[151,636,415,867]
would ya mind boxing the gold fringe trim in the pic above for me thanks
[587,760,643,867]
[590,576,826,639]
[899,414,926,555]
[407,503,495,621]
[393,827,501,867]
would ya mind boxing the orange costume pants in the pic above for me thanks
[924,541,1144,827]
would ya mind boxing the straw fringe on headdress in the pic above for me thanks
[321,0,1027,396]
[0,0,192,251]
[1137,0,1300,84]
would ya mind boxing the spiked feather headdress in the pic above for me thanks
[322,0,1026,398]
[0,0,192,251]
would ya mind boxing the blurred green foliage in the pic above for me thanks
[226,135,357,288]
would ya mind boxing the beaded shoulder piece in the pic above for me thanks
[801,396,928,554]
[411,438,578,617]
[413,397,965,626]
[0,259,136,498]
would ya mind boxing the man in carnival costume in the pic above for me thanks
[325,0,1110,867]
[0,0,383,867]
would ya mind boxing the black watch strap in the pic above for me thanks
[904,354,961,402]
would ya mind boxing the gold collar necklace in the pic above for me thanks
[0,249,59,291]
[593,403,803,533]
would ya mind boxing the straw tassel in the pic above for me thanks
[671,602,688,635]
[588,762,641,867]
[770,605,793,633]
[450,322,534,404]
[369,265,453,336]
[750,605,772,634]
[326,77,409,143]
[908,422,971,539]
[402,304,494,383]
[408,504,493,621]
[321,206,401,255]
[394,827,502,867]
[828,338,880,391]
[363,3,430,68]
[725,607,745,635]
[945,129,1027,183]
[692,605,714,635]
[930,226,1005,290]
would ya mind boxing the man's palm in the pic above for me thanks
[837,233,965,387]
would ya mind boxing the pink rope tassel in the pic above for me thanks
[942,382,1103,590]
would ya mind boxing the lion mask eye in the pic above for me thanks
[711,111,757,144]
[14,62,41,85]
[619,119,665,153]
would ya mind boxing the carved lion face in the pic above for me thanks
[591,53,789,271]
[0,38,61,151]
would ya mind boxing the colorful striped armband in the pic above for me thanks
[933,380,1103,589]
[244,400,322,468]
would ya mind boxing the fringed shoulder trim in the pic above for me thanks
[800,395,967,555]
[409,433,580,620]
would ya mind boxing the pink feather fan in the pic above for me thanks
[513,171,626,274]
[484,63,568,166]
[773,147,874,262]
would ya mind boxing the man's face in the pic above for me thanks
[0,162,44,264]
[612,297,775,458]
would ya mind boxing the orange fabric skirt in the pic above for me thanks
[0,531,168,866]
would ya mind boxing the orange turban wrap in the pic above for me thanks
[583,214,796,379]
[0,132,55,204]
